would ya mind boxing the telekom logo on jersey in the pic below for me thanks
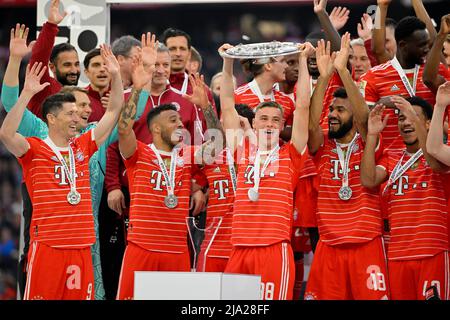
[54,164,79,186]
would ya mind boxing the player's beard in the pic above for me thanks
[328,116,354,140]
[404,137,418,146]
[55,69,80,86]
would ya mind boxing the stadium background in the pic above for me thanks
[0,0,447,299]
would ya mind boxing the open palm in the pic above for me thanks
[368,104,388,136]
[10,24,35,58]
[24,62,50,95]
[316,39,335,78]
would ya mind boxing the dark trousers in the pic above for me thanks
[98,187,129,300]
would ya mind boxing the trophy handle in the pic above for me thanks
[186,216,223,272]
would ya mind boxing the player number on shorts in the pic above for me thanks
[366,265,386,291]
[260,282,275,300]
[423,280,441,298]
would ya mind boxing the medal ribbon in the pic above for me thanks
[383,149,423,194]
[150,144,178,197]
[335,133,359,190]
[44,137,77,193]
[390,57,419,97]
[225,148,237,195]
[252,145,280,194]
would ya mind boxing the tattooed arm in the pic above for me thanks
[183,73,226,163]
[118,33,154,158]
[118,88,141,159]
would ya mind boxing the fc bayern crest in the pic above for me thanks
[76,151,85,162]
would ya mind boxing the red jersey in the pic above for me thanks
[235,80,295,125]
[201,149,236,259]
[378,150,449,260]
[123,142,192,253]
[18,131,98,248]
[359,60,449,151]
[231,141,307,246]
[314,134,383,246]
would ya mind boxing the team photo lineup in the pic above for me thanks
[1,0,450,300]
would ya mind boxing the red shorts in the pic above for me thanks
[291,227,312,253]
[225,242,294,300]
[116,242,191,300]
[202,256,228,272]
[305,237,389,300]
[388,251,450,300]
[294,176,318,228]
[24,241,94,300]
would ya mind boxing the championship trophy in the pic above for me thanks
[186,216,222,272]
[219,40,302,60]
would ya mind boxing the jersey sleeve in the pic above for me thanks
[122,140,141,168]
[74,130,98,159]
[16,137,39,170]
[358,70,379,105]
[288,142,308,185]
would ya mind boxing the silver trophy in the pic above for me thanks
[186,216,222,272]
[220,41,302,59]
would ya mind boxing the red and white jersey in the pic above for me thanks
[123,142,192,253]
[201,149,235,259]
[359,60,449,151]
[378,150,450,261]
[18,131,98,248]
[235,80,295,125]
[314,134,383,246]
[231,141,307,246]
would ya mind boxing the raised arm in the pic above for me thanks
[292,43,314,154]
[308,39,335,154]
[218,44,241,152]
[28,0,66,117]
[0,63,50,157]
[4,24,35,90]
[183,73,226,160]
[118,34,155,158]
[2,24,48,138]
[334,32,370,140]
[360,104,389,188]
[372,0,393,64]
[313,0,342,52]
[426,82,450,166]
[423,14,450,91]
[411,0,438,45]
[93,45,124,148]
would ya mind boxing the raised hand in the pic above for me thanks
[10,24,35,59]
[23,62,50,95]
[368,104,389,136]
[48,0,67,25]
[315,39,336,78]
[100,44,120,76]
[438,14,450,36]
[218,43,234,61]
[329,6,350,31]
[141,32,158,73]
[435,81,450,108]
[131,54,151,90]
[390,95,419,122]
[313,0,328,14]
[357,13,373,41]
[333,32,351,72]
[299,42,316,58]
[182,73,209,109]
